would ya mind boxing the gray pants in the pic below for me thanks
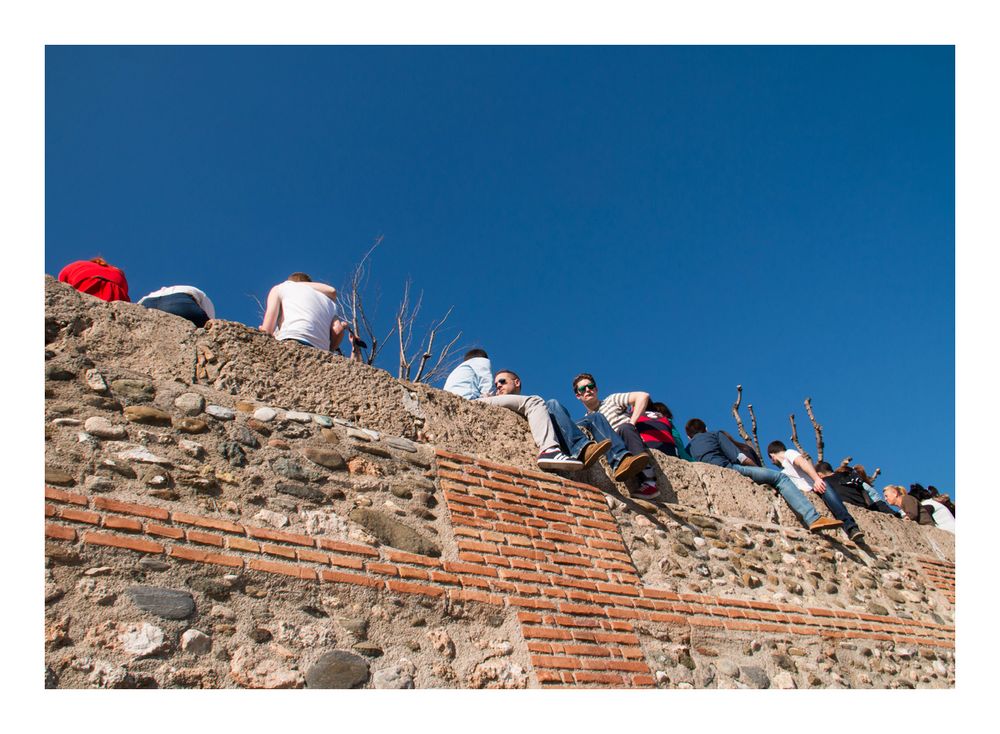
[479,394,558,453]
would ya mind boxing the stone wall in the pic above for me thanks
[43,277,955,688]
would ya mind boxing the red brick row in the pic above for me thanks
[44,488,383,559]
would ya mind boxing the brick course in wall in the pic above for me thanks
[44,448,955,689]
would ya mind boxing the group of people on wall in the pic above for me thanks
[55,258,956,539]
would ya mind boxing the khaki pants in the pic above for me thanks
[479,394,558,454]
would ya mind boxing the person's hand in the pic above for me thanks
[812,478,827,494]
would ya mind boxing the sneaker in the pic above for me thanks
[537,447,583,472]
[632,482,661,500]
[808,517,844,532]
[847,526,865,543]
[579,439,612,469]
[613,453,650,482]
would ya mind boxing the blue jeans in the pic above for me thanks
[813,482,858,531]
[545,400,627,467]
[732,464,821,526]
[141,293,210,328]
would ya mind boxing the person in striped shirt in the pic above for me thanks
[572,373,660,500]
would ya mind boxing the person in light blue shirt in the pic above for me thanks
[442,349,494,400]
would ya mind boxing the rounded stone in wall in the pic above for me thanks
[305,650,370,689]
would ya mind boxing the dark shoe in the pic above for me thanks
[579,439,612,469]
[613,453,649,482]
[808,517,844,532]
[848,526,865,542]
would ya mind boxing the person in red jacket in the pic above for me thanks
[58,257,130,302]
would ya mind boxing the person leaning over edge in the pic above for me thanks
[138,285,216,328]
[58,257,130,303]
[767,441,864,542]
[572,373,660,499]
[684,418,844,533]
[259,272,360,361]
[814,461,896,516]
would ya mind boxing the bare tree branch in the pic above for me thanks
[247,292,267,325]
[747,403,763,466]
[731,385,752,444]
[343,235,397,365]
[789,413,810,461]
[804,397,824,463]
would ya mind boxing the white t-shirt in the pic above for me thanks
[921,499,956,533]
[778,449,815,493]
[273,281,341,350]
[138,285,216,319]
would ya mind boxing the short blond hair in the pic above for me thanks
[883,484,907,500]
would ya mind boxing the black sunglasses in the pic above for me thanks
[575,383,596,395]
[495,378,509,387]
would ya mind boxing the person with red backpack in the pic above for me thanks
[633,401,694,461]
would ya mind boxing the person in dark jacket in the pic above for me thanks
[684,418,843,533]
[815,461,896,515]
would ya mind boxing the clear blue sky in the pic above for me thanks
[44,45,954,496]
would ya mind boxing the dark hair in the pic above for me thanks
[815,460,834,474]
[464,348,488,360]
[767,440,787,455]
[495,369,520,382]
[685,418,706,437]
[649,401,673,420]
[572,372,596,391]
[287,272,312,282]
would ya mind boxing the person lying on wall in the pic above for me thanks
[684,418,845,534]
[767,442,864,543]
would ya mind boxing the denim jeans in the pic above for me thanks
[732,464,821,526]
[545,400,626,466]
[813,482,858,531]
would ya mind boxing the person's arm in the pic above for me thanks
[475,363,494,399]
[259,286,282,334]
[304,282,338,301]
[672,426,694,461]
[626,391,651,426]
[717,432,747,465]
[900,495,920,522]
[793,454,827,494]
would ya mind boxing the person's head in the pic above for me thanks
[767,440,788,465]
[464,348,488,361]
[815,460,834,477]
[883,484,907,508]
[494,370,521,396]
[649,402,673,420]
[89,256,110,267]
[572,372,600,409]
[287,272,312,283]
[853,464,872,483]
[685,418,707,438]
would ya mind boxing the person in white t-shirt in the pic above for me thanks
[767,440,864,542]
[259,272,358,359]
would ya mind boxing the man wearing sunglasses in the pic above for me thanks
[572,374,660,499]
[480,370,646,481]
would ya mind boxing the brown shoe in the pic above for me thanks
[613,453,649,482]
[808,517,844,532]
[580,440,612,469]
